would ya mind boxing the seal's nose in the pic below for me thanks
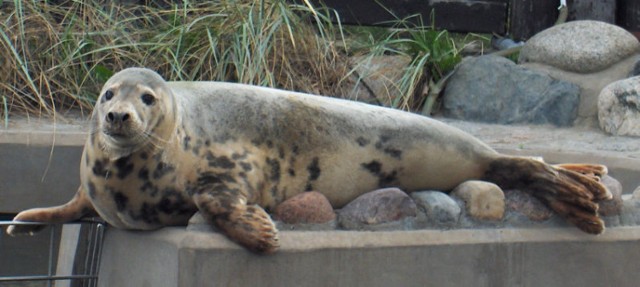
[106,112,130,124]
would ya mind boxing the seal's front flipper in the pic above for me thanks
[193,191,280,254]
[7,186,96,236]
[483,157,610,234]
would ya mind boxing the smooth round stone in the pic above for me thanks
[598,76,640,136]
[519,20,640,73]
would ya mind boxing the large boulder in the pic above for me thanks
[598,76,640,136]
[519,20,640,73]
[518,21,640,125]
[443,55,580,126]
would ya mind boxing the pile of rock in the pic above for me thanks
[264,175,625,232]
[443,20,640,130]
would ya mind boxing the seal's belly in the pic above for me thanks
[82,152,197,230]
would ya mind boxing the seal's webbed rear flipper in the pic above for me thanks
[483,157,611,234]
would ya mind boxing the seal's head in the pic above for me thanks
[93,68,177,158]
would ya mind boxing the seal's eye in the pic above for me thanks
[104,90,114,101]
[141,93,156,106]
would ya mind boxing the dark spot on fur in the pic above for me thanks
[305,183,313,191]
[114,156,134,179]
[113,192,129,212]
[157,189,192,215]
[138,203,160,224]
[195,172,238,195]
[266,158,281,181]
[138,167,150,181]
[232,152,248,160]
[266,140,274,148]
[141,181,158,195]
[373,135,403,159]
[205,140,211,146]
[153,162,175,179]
[206,153,236,169]
[92,159,109,178]
[197,172,224,186]
[183,135,192,151]
[383,148,403,159]
[240,162,252,172]
[361,160,382,174]
[278,146,285,159]
[361,160,399,187]
[307,157,321,181]
[356,137,370,147]
[140,152,149,160]
[288,168,295,177]
[292,145,299,155]
[379,170,398,186]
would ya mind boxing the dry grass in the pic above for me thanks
[0,0,353,120]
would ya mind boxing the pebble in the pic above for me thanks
[273,191,336,224]
[411,191,461,227]
[451,180,505,221]
[338,188,417,230]
[599,175,623,216]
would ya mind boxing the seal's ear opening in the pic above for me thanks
[483,157,610,235]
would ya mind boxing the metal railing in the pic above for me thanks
[0,219,105,287]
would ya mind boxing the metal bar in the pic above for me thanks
[47,225,56,287]
[0,219,105,225]
[0,275,98,282]
[0,219,106,285]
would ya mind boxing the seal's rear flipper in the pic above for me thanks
[483,157,611,234]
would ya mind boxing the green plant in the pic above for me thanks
[353,13,463,112]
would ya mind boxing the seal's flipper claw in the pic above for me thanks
[483,157,609,235]
[193,192,280,254]
[554,163,608,182]
[553,165,612,201]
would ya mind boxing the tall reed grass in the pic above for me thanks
[0,0,352,120]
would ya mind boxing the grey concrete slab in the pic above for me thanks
[98,227,640,287]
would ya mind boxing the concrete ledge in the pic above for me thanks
[3,120,640,286]
[99,226,640,287]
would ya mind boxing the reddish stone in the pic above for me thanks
[273,191,336,224]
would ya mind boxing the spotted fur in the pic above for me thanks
[7,68,611,253]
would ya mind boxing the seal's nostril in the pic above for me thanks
[106,112,128,123]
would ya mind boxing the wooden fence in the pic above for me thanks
[304,0,640,40]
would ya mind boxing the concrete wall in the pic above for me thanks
[99,227,640,287]
[0,121,86,213]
